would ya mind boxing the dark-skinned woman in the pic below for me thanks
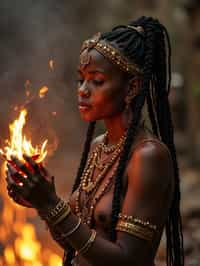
[6,16,184,266]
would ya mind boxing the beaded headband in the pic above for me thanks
[80,32,141,75]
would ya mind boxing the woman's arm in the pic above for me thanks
[49,139,174,266]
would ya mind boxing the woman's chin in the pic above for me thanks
[80,113,96,122]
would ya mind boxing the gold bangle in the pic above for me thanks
[116,220,155,242]
[46,199,67,221]
[118,213,157,231]
[51,204,71,226]
[59,218,82,239]
[78,229,97,255]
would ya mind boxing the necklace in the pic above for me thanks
[75,131,126,226]
[100,131,126,154]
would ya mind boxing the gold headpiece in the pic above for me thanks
[80,32,141,75]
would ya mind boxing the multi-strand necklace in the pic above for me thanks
[75,132,126,227]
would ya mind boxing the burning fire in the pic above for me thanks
[0,109,47,163]
[38,86,49,99]
[49,60,54,71]
[0,109,62,266]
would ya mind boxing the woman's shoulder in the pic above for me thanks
[132,136,172,161]
[127,135,174,190]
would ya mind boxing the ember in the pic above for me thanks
[49,60,55,71]
[39,86,49,99]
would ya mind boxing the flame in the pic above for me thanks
[0,109,62,265]
[0,109,47,164]
[49,60,54,70]
[39,86,49,99]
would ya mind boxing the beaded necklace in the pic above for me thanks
[75,132,126,227]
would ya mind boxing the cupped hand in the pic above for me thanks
[6,155,59,211]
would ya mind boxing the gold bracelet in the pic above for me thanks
[116,220,155,242]
[78,229,97,255]
[51,204,71,226]
[46,199,67,220]
[59,218,82,239]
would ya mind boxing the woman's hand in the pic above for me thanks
[6,155,59,211]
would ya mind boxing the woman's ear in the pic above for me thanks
[125,76,142,105]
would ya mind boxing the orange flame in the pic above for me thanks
[49,60,54,70]
[0,109,47,164]
[0,109,62,265]
[39,86,49,99]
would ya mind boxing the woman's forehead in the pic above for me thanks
[78,48,120,74]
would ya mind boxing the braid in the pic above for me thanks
[153,24,184,266]
[102,16,184,265]
[72,121,96,192]
[107,20,156,241]
[64,121,96,265]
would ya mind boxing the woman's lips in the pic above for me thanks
[78,102,92,112]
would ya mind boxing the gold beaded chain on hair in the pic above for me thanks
[80,32,141,75]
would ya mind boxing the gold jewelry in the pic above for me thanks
[51,205,71,226]
[81,34,141,75]
[56,218,82,240]
[39,199,71,225]
[116,220,156,242]
[118,213,157,231]
[75,131,126,227]
[100,132,126,154]
[78,229,97,255]
[46,199,66,220]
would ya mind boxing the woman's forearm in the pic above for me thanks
[48,211,130,266]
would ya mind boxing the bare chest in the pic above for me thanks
[69,161,127,236]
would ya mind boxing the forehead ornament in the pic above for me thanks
[80,32,141,75]
[80,32,101,67]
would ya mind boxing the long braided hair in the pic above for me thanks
[65,16,184,266]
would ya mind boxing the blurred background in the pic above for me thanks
[0,0,199,265]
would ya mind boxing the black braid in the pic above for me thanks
[64,121,96,266]
[103,19,156,241]
[102,16,184,265]
[72,121,96,192]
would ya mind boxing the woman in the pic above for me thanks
[6,16,184,266]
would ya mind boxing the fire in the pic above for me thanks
[0,109,47,164]
[49,60,54,70]
[39,86,48,99]
[0,109,62,265]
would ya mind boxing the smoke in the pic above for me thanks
[0,0,86,193]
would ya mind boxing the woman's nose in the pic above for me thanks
[77,83,91,98]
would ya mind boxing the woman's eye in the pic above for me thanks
[92,80,104,86]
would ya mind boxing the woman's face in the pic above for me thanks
[77,48,129,122]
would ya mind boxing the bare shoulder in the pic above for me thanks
[127,137,174,192]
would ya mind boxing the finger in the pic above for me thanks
[7,163,32,188]
[9,182,23,195]
[10,156,31,177]
[23,154,41,175]
[6,170,15,184]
